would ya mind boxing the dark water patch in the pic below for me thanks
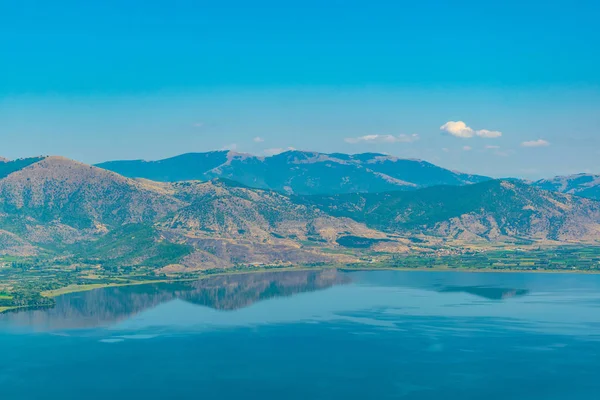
[438,285,529,300]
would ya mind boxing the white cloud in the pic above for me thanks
[440,121,474,138]
[521,139,550,148]
[253,136,264,143]
[440,121,502,139]
[485,145,500,149]
[463,146,472,151]
[476,129,502,138]
[192,122,204,128]
[344,133,419,144]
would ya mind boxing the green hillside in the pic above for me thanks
[299,180,600,242]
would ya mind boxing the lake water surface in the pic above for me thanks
[1,269,600,399]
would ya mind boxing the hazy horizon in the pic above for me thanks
[2,1,599,179]
[1,145,594,182]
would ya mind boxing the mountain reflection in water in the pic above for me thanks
[1,269,349,331]
[2,270,600,400]
[0,269,546,333]
[438,286,529,300]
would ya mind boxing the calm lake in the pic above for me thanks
[1,269,600,399]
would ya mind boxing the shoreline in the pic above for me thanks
[2,265,598,314]
[339,266,600,274]
[40,266,316,298]
[0,305,27,313]
[32,264,600,299]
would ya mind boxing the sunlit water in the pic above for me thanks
[1,269,600,399]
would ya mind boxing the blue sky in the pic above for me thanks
[1,0,599,178]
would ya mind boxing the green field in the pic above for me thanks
[1,245,600,313]
[405,246,600,271]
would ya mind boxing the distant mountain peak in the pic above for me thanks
[96,150,491,195]
[224,151,259,162]
[531,173,600,201]
[0,156,48,180]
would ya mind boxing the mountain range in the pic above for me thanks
[299,180,600,242]
[532,174,600,201]
[1,152,600,271]
[98,151,600,201]
[96,150,490,195]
